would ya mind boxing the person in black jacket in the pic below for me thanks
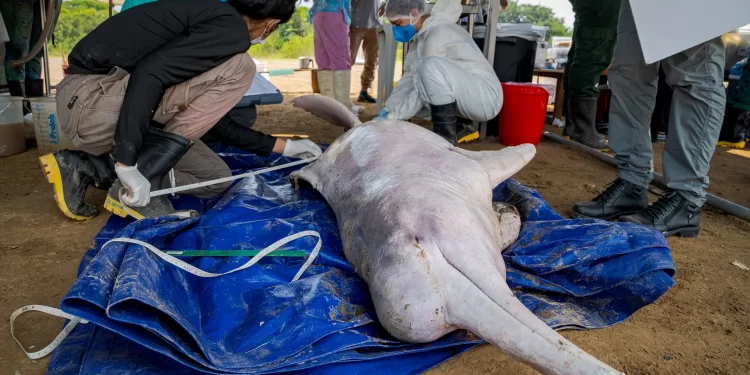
[39,0,320,221]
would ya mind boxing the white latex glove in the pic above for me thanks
[282,139,322,159]
[115,164,151,207]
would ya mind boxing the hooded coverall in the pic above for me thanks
[383,0,502,122]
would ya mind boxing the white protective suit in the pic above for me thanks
[384,0,503,121]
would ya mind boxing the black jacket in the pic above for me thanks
[203,106,277,156]
[68,0,253,165]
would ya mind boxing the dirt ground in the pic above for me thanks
[1,68,749,374]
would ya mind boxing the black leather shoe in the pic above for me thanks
[357,91,376,103]
[619,190,701,237]
[572,178,649,220]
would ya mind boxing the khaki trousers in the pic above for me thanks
[55,53,255,197]
[349,27,378,92]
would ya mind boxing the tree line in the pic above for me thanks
[49,0,569,59]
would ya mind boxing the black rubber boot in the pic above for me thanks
[568,96,609,150]
[619,190,701,238]
[226,105,257,127]
[572,178,649,220]
[595,122,609,135]
[357,91,376,103]
[456,117,479,144]
[104,128,194,219]
[717,105,747,149]
[562,95,572,139]
[88,153,117,190]
[25,79,45,97]
[39,150,114,220]
[7,81,31,115]
[431,102,458,145]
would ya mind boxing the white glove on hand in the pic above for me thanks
[115,164,151,207]
[282,139,322,159]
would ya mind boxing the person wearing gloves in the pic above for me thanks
[375,0,503,145]
[39,0,321,222]
[311,0,361,115]
[573,0,726,237]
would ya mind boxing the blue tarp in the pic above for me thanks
[47,146,676,375]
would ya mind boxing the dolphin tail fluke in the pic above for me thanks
[291,94,362,130]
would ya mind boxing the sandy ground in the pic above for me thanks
[1,60,749,375]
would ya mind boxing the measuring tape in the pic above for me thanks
[10,229,322,359]
[148,156,318,198]
[10,305,88,359]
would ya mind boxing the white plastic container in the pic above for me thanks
[298,56,314,69]
[0,96,26,157]
[29,96,77,154]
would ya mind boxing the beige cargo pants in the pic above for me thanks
[55,53,256,198]
[349,28,378,92]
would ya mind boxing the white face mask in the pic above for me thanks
[250,21,273,45]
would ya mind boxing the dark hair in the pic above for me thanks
[227,0,296,23]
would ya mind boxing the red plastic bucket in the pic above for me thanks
[498,82,550,146]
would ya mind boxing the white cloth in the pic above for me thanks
[384,0,503,121]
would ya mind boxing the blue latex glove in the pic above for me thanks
[373,108,389,121]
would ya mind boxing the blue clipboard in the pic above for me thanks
[234,72,284,107]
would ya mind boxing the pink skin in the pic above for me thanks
[291,95,623,375]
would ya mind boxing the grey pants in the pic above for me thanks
[608,0,726,206]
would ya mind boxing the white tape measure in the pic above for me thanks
[10,230,322,359]
[149,156,318,197]
[9,305,88,359]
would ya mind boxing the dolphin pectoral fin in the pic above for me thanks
[291,95,362,129]
[453,144,536,187]
[492,202,521,252]
[290,166,320,191]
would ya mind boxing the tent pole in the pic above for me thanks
[40,0,52,96]
[543,132,750,223]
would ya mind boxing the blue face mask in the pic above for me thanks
[392,17,417,43]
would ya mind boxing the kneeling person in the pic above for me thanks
[376,0,503,145]
[40,0,319,221]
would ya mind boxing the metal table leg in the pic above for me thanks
[40,0,51,96]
